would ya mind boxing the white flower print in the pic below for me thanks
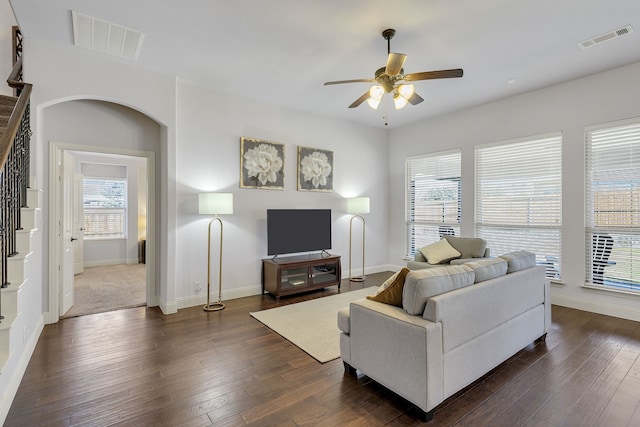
[300,151,332,188]
[243,143,283,185]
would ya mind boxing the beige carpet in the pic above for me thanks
[250,286,377,363]
[63,264,146,318]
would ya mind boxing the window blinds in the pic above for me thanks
[83,178,127,239]
[585,120,640,291]
[475,134,562,278]
[405,149,461,257]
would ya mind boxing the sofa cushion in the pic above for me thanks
[444,236,487,259]
[419,238,461,265]
[402,265,475,315]
[367,268,410,307]
[499,250,536,273]
[464,258,508,283]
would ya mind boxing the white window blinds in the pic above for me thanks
[405,149,461,257]
[475,134,562,278]
[83,178,127,239]
[585,119,640,291]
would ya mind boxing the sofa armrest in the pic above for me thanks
[337,306,350,334]
[348,299,443,412]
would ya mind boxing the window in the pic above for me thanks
[405,149,461,258]
[475,133,562,278]
[83,178,127,239]
[585,119,640,291]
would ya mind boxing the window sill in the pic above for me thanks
[581,283,640,299]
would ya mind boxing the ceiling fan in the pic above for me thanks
[324,29,463,110]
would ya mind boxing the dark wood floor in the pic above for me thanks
[6,272,640,426]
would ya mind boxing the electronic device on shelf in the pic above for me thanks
[267,209,332,257]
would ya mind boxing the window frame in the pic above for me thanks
[82,176,128,240]
[475,132,563,280]
[405,149,462,259]
[584,118,640,293]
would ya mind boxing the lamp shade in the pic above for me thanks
[199,192,234,215]
[347,197,370,214]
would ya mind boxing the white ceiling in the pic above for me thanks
[9,0,640,129]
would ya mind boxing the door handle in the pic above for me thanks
[71,237,77,242]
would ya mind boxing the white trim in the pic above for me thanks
[82,259,140,267]
[584,115,640,133]
[48,141,157,323]
[0,315,44,426]
[404,147,462,162]
[176,264,397,311]
[176,285,263,310]
[581,283,640,299]
[474,131,562,150]
[552,294,640,322]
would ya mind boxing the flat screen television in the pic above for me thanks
[267,209,332,256]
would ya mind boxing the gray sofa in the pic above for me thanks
[338,251,551,421]
[407,236,490,270]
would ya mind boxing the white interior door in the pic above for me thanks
[73,171,84,275]
[60,151,75,315]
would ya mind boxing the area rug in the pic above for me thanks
[250,286,377,363]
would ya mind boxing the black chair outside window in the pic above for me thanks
[592,234,616,285]
[439,225,455,238]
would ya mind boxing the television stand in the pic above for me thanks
[262,253,341,301]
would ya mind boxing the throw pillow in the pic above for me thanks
[367,267,409,307]
[419,238,462,265]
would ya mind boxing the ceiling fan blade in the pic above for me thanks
[324,78,374,86]
[404,68,464,81]
[348,91,371,108]
[385,53,407,76]
[408,92,424,105]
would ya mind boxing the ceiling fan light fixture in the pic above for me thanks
[366,97,381,109]
[369,85,384,100]
[393,92,409,109]
[397,84,414,98]
[323,29,463,110]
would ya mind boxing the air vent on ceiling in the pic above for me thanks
[578,25,634,49]
[72,11,145,60]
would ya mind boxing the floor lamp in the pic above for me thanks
[198,192,233,312]
[347,197,370,282]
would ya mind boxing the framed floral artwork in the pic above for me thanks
[240,137,285,190]
[297,146,333,192]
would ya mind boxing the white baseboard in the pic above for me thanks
[0,315,45,426]
[552,294,640,322]
[177,285,263,310]
[175,265,397,312]
[341,263,396,280]
[157,297,178,314]
[83,259,130,268]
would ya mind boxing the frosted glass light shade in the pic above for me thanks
[397,84,414,98]
[366,97,381,109]
[393,93,409,109]
[347,197,370,214]
[199,193,234,215]
[369,85,384,100]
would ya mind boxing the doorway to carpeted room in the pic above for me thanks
[62,264,146,318]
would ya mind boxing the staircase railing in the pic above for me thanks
[0,27,32,323]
